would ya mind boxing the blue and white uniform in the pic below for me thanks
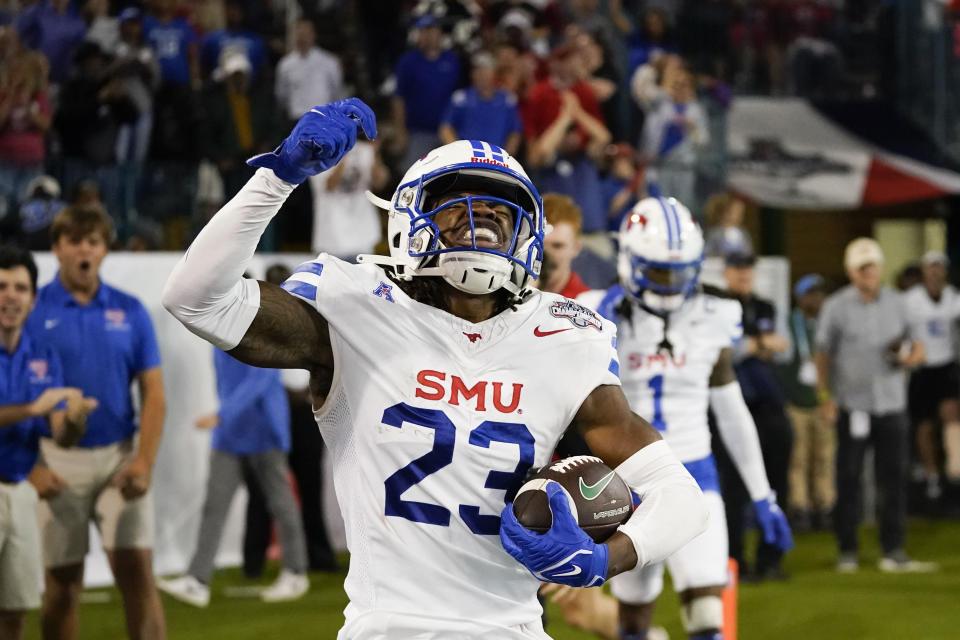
[282,256,619,638]
[579,286,741,599]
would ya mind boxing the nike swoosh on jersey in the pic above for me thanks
[579,471,616,501]
[533,326,573,337]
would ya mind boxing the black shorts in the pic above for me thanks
[909,361,960,423]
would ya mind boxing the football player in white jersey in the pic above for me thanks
[576,197,793,640]
[161,99,708,639]
[904,251,960,502]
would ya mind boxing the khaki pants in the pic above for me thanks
[787,404,836,511]
[0,481,43,610]
[37,438,154,568]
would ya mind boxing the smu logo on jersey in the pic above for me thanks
[105,309,130,330]
[28,359,51,384]
[415,370,523,413]
[550,300,602,331]
[628,351,687,370]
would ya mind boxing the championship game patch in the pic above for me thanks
[549,300,602,331]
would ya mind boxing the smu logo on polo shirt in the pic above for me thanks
[105,309,130,331]
[28,359,51,384]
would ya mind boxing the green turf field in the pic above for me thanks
[23,518,960,640]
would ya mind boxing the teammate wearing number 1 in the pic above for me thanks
[577,197,793,640]
[162,99,707,639]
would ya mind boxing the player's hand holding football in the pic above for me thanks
[247,98,377,184]
[752,492,793,551]
[500,481,609,588]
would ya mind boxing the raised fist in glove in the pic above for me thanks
[753,492,794,551]
[500,481,609,588]
[248,98,377,184]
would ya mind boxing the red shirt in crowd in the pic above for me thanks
[0,90,50,166]
[522,78,604,148]
[559,271,590,300]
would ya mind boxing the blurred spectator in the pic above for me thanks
[141,0,203,233]
[409,0,482,55]
[814,238,932,573]
[309,140,387,259]
[904,251,960,507]
[275,17,342,125]
[539,192,589,298]
[244,263,339,578]
[896,261,922,291]
[599,142,644,230]
[142,0,200,89]
[640,61,707,209]
[780,273,835,533]
[13,174,64,249]
[704,191,752,256]
[54,41,132,229]
[82,0,119,52]
[525,46,611,250]
[627,7,676,75]
[199,0,267,80]
[439,51,522,155]
[111,8,160,220]
[0,245,93,640]
[391,14,461,170]
[0,43,51,224]
[157,346,309,607]
[493,38,540,106]
[720,251,793,581]
[783,0,843,99]
[15,0,86,87]
[565,25,625,140]
[200,49,278,201]
[27,204,167,638]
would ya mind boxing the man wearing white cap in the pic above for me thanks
[814,237,931,573]
[904,251,960,508]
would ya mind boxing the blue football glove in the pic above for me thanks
[247,98,377,184]
[500,481,609,588]
[753,492,793,551]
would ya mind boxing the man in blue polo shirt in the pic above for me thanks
[27,206,167,639]
[0,244,94,640]
[439,51,522,156]
[158,346,308,607]
[391,14,462,170]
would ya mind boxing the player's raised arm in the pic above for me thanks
[162,99,377,370]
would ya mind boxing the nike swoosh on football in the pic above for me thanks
[579,471,616,501]
[533,326,573,337]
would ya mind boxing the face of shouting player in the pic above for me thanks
[433,191,516,254]
[52,231,108,297]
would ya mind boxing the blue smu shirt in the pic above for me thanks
[0,331,60,482]
[200,29,266,75]
[210,349,290,456]
[142,15,198,85]
[27,276,161,448]
[394,48,461,132]
[440,88,522,149]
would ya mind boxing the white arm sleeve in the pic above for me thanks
[161,168,296,350]
[709,381,772,501]
[615,440,708,568]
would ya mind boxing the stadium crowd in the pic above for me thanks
[2,1,959,640]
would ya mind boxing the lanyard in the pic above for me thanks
[792,308,811,362]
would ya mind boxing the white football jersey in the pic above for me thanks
[282,256,620,635]
[578,287,742,463]
[904,284,960,367]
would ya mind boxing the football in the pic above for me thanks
[512,455,634,543]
